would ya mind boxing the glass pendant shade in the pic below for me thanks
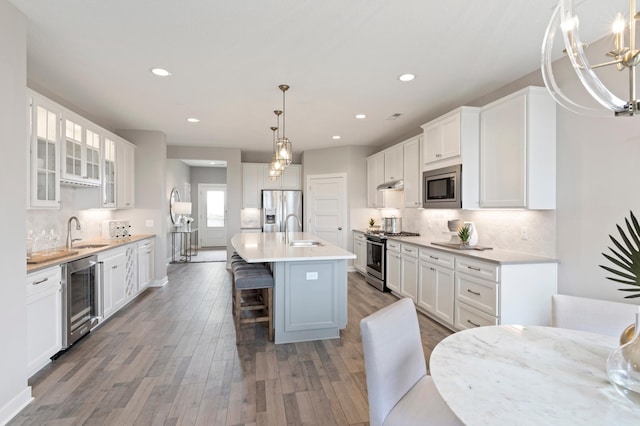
[268,124,281,180]
[276,137,292,166]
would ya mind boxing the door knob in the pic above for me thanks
[338,227,342,230]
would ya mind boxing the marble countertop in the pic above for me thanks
[430,325,640,425]
[27,234,155,273]
[350,229,557,265]
[231,232,356,263]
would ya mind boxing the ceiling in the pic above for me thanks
[9,0,625,154]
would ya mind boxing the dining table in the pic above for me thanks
[430,325,640,425]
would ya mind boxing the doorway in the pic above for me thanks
[306,174,347,248]
[198,183,227,247]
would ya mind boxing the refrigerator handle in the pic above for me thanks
[281,192,286,233]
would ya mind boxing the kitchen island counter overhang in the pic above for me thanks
[231,232,356,344]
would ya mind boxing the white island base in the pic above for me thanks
[231,232,355,344]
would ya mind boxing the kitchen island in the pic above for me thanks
[231,232,356,344]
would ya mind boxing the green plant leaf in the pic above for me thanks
[600,211,640,298]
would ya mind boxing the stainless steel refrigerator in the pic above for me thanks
[262,190,303,233]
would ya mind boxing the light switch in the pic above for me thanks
[306,272,318,280]
[146,220,154,227]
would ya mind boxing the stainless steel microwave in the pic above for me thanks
[423,164,461,209]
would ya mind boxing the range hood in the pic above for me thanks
[377,179,404,191]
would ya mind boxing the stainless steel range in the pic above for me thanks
[365,231,420,291]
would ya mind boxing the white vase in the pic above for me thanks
[465,222,478,247]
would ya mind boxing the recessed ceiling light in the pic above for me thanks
[355,114,367,119]
[332,135,341,140]
[398,73,415,82]
[186,117,200,123]
[151,67,171,77]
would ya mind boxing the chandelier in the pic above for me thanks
[275,84,293,165]
[542,0,640,116]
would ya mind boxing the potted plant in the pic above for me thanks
[599,210,640,299]
[368,217,377,232]
[458,224,471,247]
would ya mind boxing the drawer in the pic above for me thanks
[456,272,499,316]
[455,302,498,330]
[419,247,454,269]
[456,257,499,282]
[386,240,401,253]
[353,232,367,242]
[400,243,419,258]
[27,265,62,297]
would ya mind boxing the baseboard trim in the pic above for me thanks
[0,386,32,426]
[149,275,168,287]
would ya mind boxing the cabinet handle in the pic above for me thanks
[112,265,118,269]
[32,277,48,285]
[467,265,481,271]
[430,267,435,271]
[466,319,481,327]
[467,289,481,296]
[429,255,439,260]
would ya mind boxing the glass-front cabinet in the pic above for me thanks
[28,93,61,208]
[61,113,101,186]
[103,137,117,208]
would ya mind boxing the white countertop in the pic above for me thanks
[231,232,356,263]
[430,325,640,425]
[351,229,558,265]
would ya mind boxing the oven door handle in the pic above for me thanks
[95,261,104,318]
[366,240,385,247]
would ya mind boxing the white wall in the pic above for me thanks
[0,1,32,421]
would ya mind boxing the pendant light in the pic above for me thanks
[275,84,293,166]
[268,125,282,180]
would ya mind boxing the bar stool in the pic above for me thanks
[232,265,274,342]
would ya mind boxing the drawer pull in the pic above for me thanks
[429,255,439,260]
[467,319,481,327]
[467,289,481,296]
[467,265,481,271]
[33,277,48,285]
[430,267,435,271]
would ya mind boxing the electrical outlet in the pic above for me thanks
[520,227,529,240]
[146,219,154,227]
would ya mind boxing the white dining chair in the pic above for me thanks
[360,298,462,426]
[551,294,638,337]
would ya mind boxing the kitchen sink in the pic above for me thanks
[289,240,323,247]
[74,243,110,249]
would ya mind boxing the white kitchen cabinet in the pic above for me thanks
[366,153,385,208]
[454,256,557,331]
[243,163,302,208]
[403,136,422,207]
[27,265,62,377]
[384,144,403,182]
[242,163,263,208]
[60,112,101,187]
[353,231,367,274]
[385,240,401,293]
[116,138,135,209]
[479,86,556,209]
[137,238,154,291]
[99,247,126,320]
[102,137,117,208]
[417,248,455,327]
[422,107,480,168]
[399,243,419,302]
[28,91,61,209]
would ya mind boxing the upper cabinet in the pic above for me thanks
[403,136,421,207]
[366,153,385,208]
[28,92,61,209]
[116,138,135,209]
[421,107,480,170]
[27,89,135,210]
[60,112,101,187]
[384,144,403,182]
[242,163,302,208]
[479,87,556,209]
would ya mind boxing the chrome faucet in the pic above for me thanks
[284,213,302,243]
[67,216,82,249]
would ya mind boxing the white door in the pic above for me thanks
[199,184,227,247]
[306,174,346,248]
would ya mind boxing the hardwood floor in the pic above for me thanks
[11,262,453,425]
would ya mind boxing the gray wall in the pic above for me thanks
[0,0,30,418]
[115,130,169,285]
[167,146,241,260]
